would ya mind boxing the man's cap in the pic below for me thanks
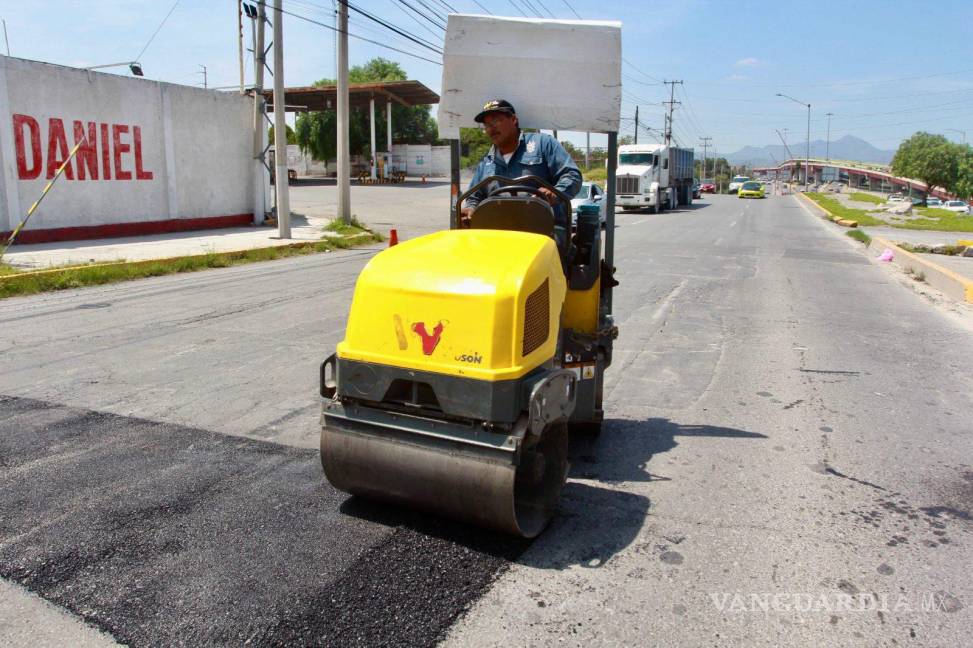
[474,99,516,123]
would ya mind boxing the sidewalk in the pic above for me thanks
[2,176,452,270]
[2,214,336,270]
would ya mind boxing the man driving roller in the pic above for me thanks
[462,99,582,225]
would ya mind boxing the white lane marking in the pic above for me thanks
[632,219,649,225]
[730,220,738,227]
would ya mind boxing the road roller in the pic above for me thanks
[319,173,618,537]
[319,12,622,537]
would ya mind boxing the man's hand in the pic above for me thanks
[460,206,473,227]
[537,187,558,206]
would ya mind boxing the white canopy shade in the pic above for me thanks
[437,14,622,138]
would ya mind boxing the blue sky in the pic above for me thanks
[5,0,972,156]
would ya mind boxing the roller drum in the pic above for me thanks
[321,402,567,538]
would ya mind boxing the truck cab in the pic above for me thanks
[615,144,694,213]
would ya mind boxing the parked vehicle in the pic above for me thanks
[615,144,695,213]
[926,197,942,208]
[887,193,907,203]
[571,181,607,224]
[738,181,765,199]
[728,175,750,194]
[692,181,701,199]
[943,200,971,215]
[700,180,716,193]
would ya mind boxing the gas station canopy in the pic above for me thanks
[265,80,440,112]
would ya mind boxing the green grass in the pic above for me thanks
[849,192,885,205]
[0,263,18,277]
[916,207,958,218]
[0,231,384,300]
[582,166,607,183]
[846,230,871,245]
[804,193,887,226]
[323,216,382,240]
[896,211,973,232]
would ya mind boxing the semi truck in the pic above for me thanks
[615,144,694,213]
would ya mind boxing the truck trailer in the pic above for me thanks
[615,144,694,213]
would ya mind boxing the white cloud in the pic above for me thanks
[735,57,760,67]
[723,74,749,81]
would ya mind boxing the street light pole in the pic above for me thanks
[776,93,811,191]
[825,112,834,162]
[946,128,967,144]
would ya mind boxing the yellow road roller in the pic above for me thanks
[320,173,618,537]
[319,13,622,537]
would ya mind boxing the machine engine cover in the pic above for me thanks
[337,229,566,382]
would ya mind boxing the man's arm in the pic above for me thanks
[544,135,582,201]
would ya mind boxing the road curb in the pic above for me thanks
[795,192,858,227]
[793,193,973,304]
[867,237,973,304]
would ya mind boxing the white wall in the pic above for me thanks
[0,56,255,235]
[390,144,449,177]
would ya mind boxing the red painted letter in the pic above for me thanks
[112,124,131,180]
[133,126,153,180]
[100,123,111,179]
[73,121,98,180]
[46,118,74,180]
[13,114,42,179]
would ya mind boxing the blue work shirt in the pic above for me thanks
[466,132,582,215]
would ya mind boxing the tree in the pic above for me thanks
[460,127,491,169]
[891,132,959,195]
[952,143,973,200]
[268,124,296,145]
[295,57,438,166]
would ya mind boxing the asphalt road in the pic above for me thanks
[1,194,971,646]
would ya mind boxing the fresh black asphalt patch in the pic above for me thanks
[0,395,525,646]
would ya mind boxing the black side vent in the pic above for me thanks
[522,278,550,357]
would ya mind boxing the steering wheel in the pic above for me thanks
[455,175,572,228]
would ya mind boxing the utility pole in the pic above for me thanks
[198,64,207,89]
[699,136,712,180]
[776,93,811,191]
[336,0,350,224]
[825,112,834,162]
[662,80,683,146]
[272,0,290,237]
[634,106,638,145]
[585,131,590,169]
[236,0,245,93]
[1,19,9,56]
[251,0,268,225]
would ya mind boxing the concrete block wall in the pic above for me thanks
[0,56,256,243]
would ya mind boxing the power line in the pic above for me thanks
[429,0,458,12]
[134,0,180,61]
[340,0,443,54]
[470,0,493,14]
[623,58,662,84]
[534,0,557,17]
[506,0,529,17]
[396,0,446,33]
[276,3,443,65]
[561,0,582,18]
[413,0,448,26]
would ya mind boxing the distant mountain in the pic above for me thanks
[724,135,895,167]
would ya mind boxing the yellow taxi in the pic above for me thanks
[738,181,765,199]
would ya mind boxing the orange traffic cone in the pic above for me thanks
[389,229,398,246]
